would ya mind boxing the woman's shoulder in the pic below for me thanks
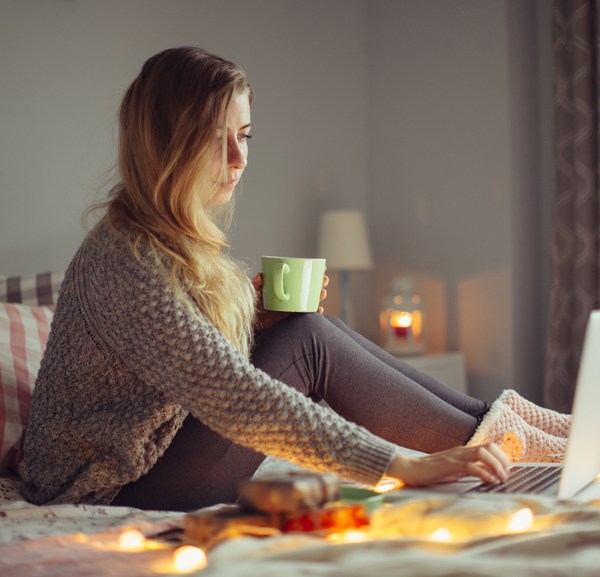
[83,219,138,259]
[78,221,156,275]
[64,221,167,306]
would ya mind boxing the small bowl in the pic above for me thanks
[339,486,384,514]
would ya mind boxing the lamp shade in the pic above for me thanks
[317,210,373,271]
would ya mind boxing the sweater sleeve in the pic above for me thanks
[77,231,398,487]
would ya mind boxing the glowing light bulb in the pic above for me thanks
[374,478,402,493]
[118,529,145,551]
[327,530,368,543]
[430,528,451,542]
[507,508,533,533]
[172,545,207,573]
[341,530,368,543]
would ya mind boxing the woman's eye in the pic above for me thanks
[238,133,252,143]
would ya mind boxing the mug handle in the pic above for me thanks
[274,263,290,301]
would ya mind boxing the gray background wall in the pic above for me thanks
[0,0,553,404]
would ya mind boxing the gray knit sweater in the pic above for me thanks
[21,223,398,506]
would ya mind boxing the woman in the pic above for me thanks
[20,47,569,512]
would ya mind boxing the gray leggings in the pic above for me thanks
[113,314,488,511]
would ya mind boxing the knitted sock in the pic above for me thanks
[467,400,567,462]
[498,389,572,438]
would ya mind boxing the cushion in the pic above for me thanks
[0,303,54,474]
[0,272,64,306]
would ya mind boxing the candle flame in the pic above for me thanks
[390,311,413,328]
[172,546,207,573]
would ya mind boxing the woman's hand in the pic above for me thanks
[385,443,510,487]
[252,273,329,333]
[252,273,290,333]
[317,274,329,314]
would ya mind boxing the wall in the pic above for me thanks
[366,0,552,402]
[0,0,369,275]
[0,0,552,403]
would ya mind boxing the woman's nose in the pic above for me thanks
[227,138,247,169]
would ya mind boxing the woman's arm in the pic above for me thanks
[82,229,508,489]
[81,232,396,487]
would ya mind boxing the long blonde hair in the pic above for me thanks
[102,47,256,356]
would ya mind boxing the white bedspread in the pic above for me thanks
[3,470,600,577]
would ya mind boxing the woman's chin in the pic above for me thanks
[211,187,235,206]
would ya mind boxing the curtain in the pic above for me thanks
[545,0,600,412]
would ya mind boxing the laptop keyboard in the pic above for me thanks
[468,465,561,495]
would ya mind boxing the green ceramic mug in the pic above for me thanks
[261,256,326,312]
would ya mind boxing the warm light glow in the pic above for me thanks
[344,530,368,542]
[172,546,207,573]
[411,310,422,339]
[118,529,146,552]
[390,311,413,329]
[430,528,452,542]
[327,529,368,543]
[374,478,402,493]
[507,508,534,533]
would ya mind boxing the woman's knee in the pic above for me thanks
[280,312,336,339]
[252,313,333,367]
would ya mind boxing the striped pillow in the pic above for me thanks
[0,303,53,474]
[0,272,64,307]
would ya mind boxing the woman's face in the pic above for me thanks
[211,91,252,205]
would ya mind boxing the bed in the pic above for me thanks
[3,272,600,576]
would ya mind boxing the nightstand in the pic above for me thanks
[400,352,467,393]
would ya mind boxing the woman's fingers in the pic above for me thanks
[320,276,329,298]
[252,273,263,290]
[479,442,510,482]
[318,275,329,314]
[399,443,510,487]
[459,443,509,484]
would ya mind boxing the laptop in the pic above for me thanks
[389,310,600,502]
